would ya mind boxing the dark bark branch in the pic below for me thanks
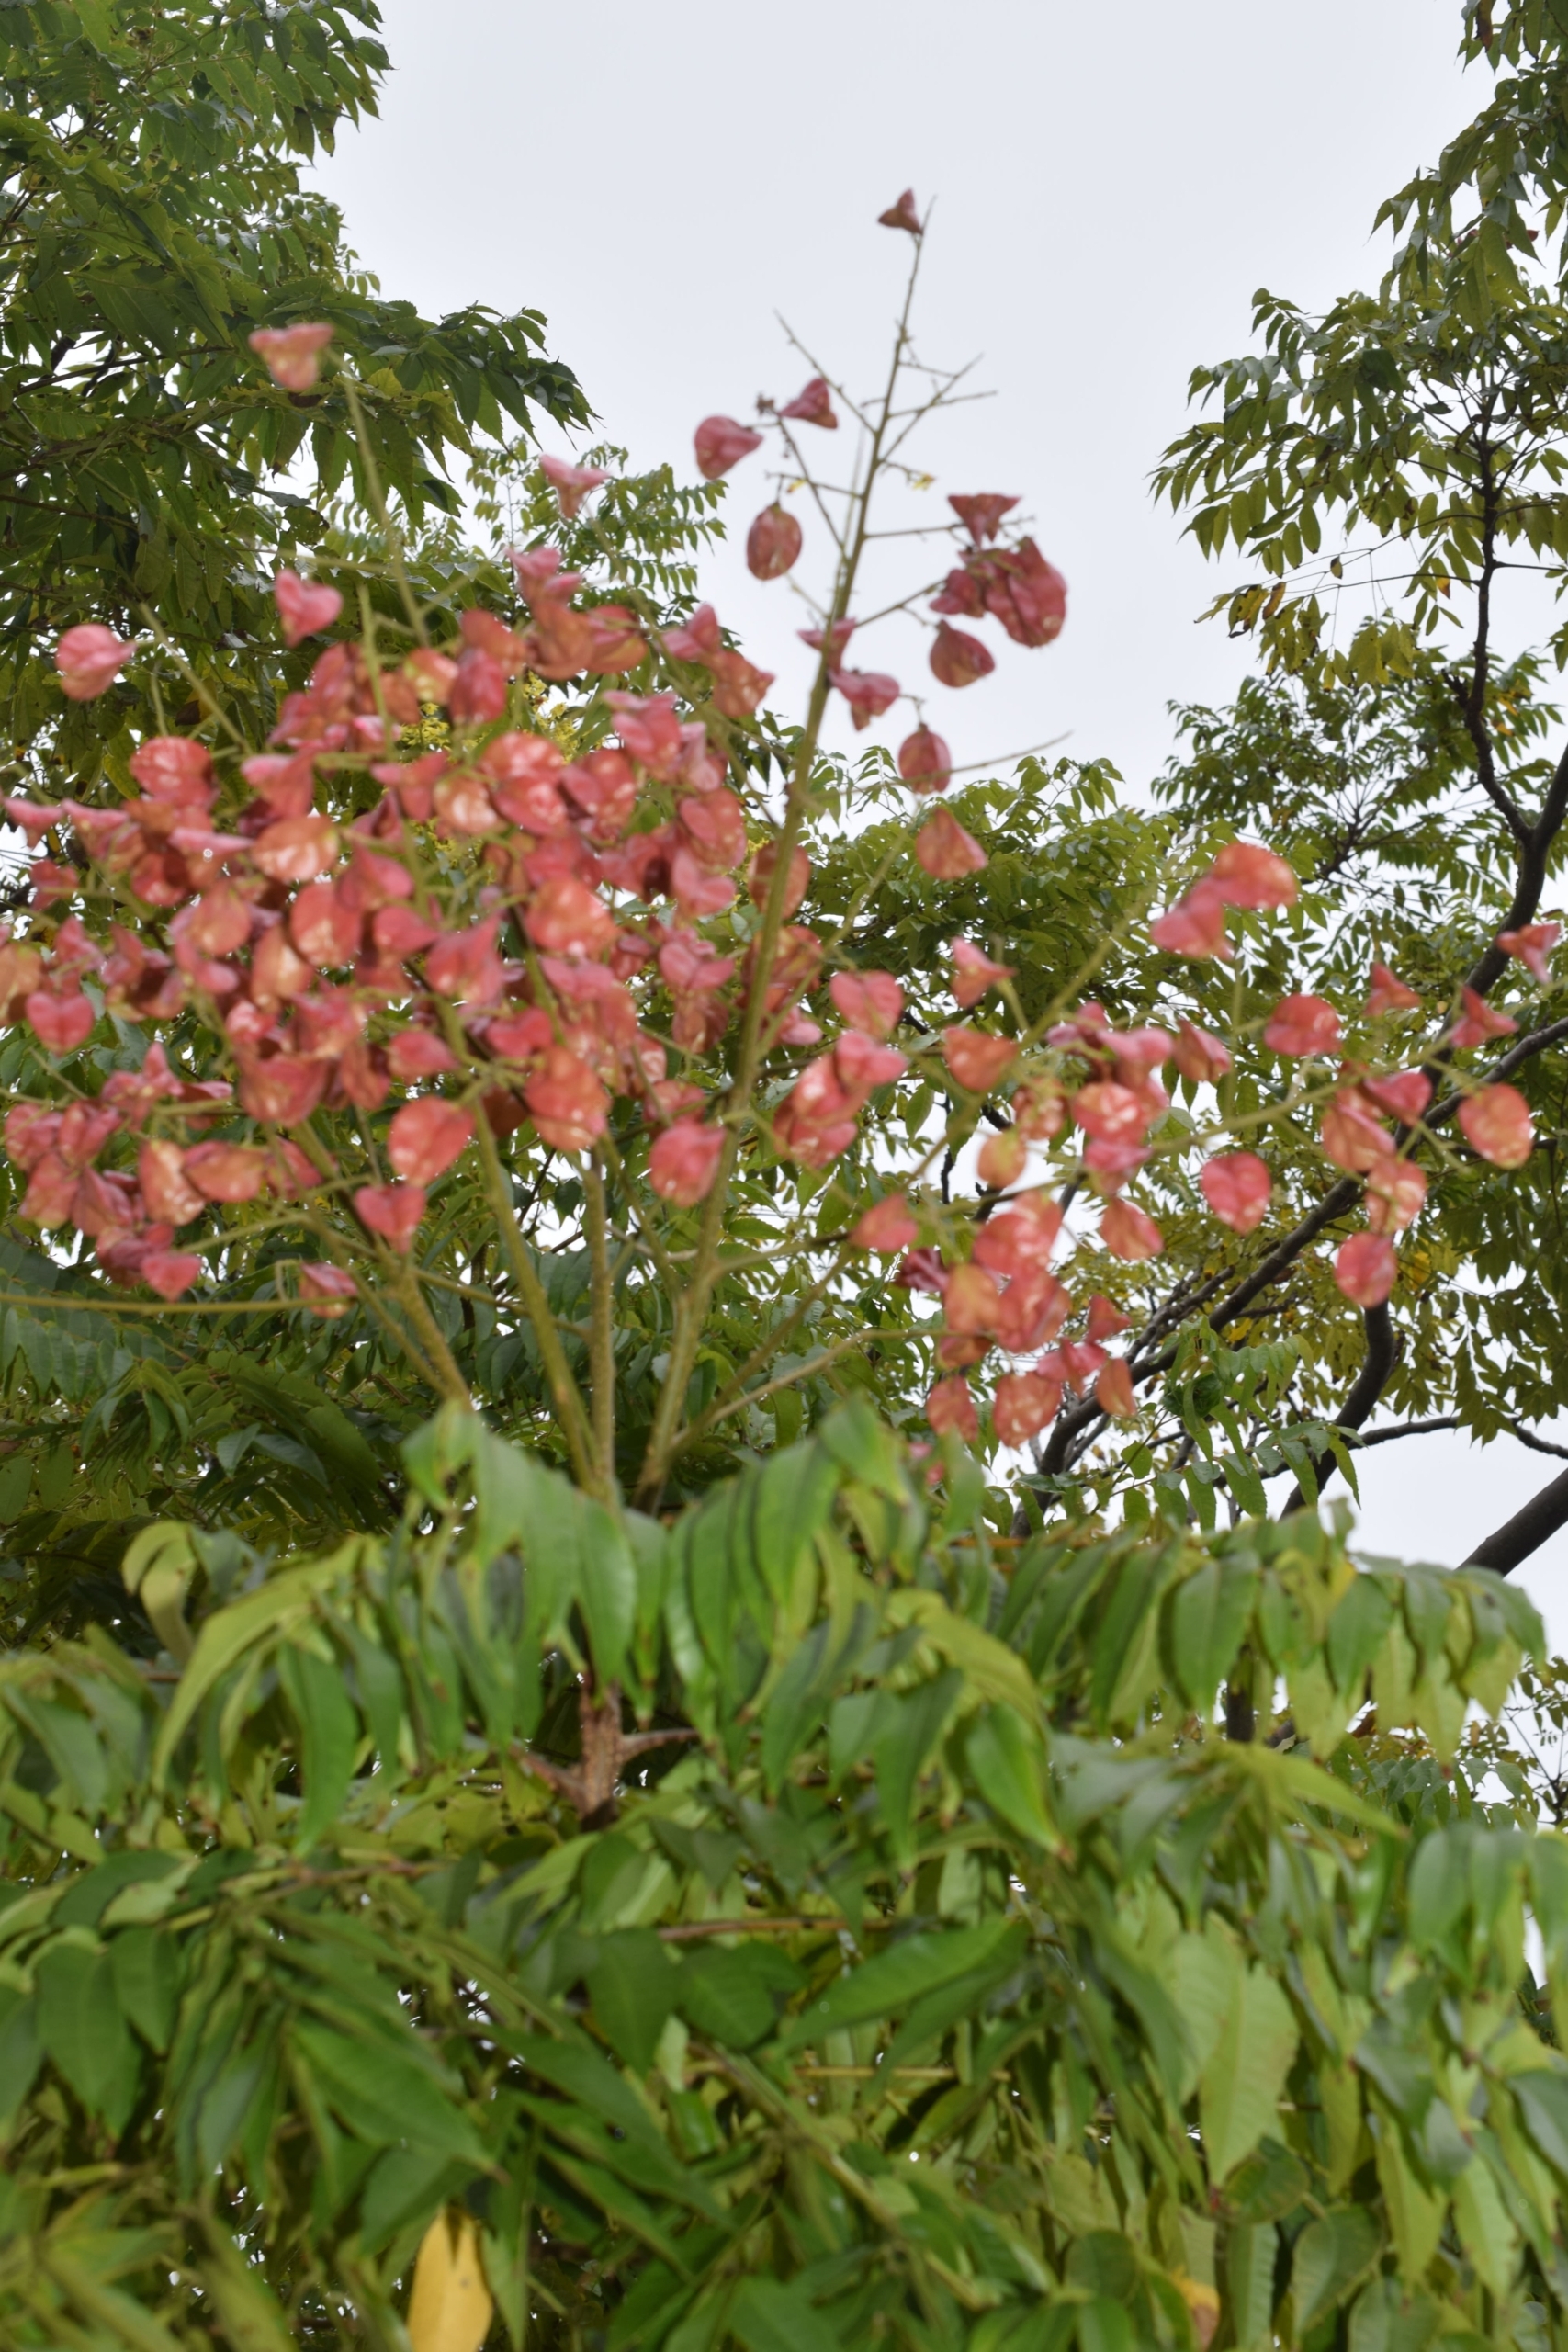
[1463,730,1568,1000]
[1349,1415,1462,1448]
[1464,1464,1568,1576]
[1279,1304,1397,1513]
[1461,436,1532,848]
[1026,723,1568,1510]
[1429,1012,1568,1122]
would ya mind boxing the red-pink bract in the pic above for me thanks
[1450,986,1517,1048]
[1335,1231,1397,1307]
[540,453,610,518]
[1209,840,1299,910]
[1170,1018,1232,1085]
[141,1250,202,1302]
[26,990,93,1054]
[1499,922,1561,984]
[183,1142,265,1203]
[1096,1360,1136,1419]
[1320,1091,1392,1175]
[236,1052,328,1126]
[649,1119,725,1206]
[897,728,953,795]
[748,841,810,920]
[949,494,1019,544]
[1150,882,1229,960]
[879,189,923,234]
[942,1027,1016,1092]
[835,1030,908,1100]
[830,969,903,1039]
[972,1195,1063,1276]
[950,938,1013,1008]
[779,377,838,428]
[425,917,504,1004]
[1361,1069,1432,1123]
[525,1047,608,1153]
[1087,1295,1130,1342]
[1459,1083,1534,1168]
[56,623,133,701]
[355,1181,427,1253]
[1366,1155,1427,1234]
[694,416,763,481]
[524,877,617,961]
[976,1127,1027,1189]
[273,569,343,648]
[1264,993,1341,1057]
[389,1097,475,1184]
[746,504,803,581]
[1099,1199,1163,1261]
[799,619,857,660]
[979,541,1066,649]
[930,622,994,689]
[138,1140,203,1227]
[853,1194,918,1252]
[1366,962,1423,1016]
[829,668,899,729]
[992,1371,1063,1447]
[249,322,333,392]
[130,736,212,804]
[252,812,338,883]
[1074,1081,1147,1146]
[1200,1152,1270,1234]
[915,807,987,877]
[300,1262,357,1317]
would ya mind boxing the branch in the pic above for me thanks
[1460,441,1532,849]
[1463,729,1568,999]
[1348,1415,1461,1448]
[1464,1463,1568,1577]
[1430,1012,1568,1121]
[1278,1304,1398,1512]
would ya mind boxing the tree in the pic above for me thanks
[0,0,587,778]
[6,25,1568,2352]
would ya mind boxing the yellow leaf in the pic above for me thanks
[407,2211,493,2352]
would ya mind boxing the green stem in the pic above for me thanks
[584,1152,616,1490]
[635,241,928,1506]
[471,1109,597,1489]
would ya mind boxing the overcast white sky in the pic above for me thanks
[315,0,1568,1646]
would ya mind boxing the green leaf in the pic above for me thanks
[1169,1555,1257,1710]
[0,1984,41,2139]
[873,1668,963,1863]
[1225,2221,1278,2351]
[108,1927,177,2052]
[276,1639,358,1850]
[1513,2071,1568,2183]
[575,1498,639,1690]
[586,1929,675,2074]
[194,2217,297,2352]
[39,2253,182,2352]
[288,2019,486,2168]
[1291,2207,1381,2335]
[965,1705,1058,1849]
[1076,2297,1134,2352]
[675,1942,803,2051]
[778,1920,1020,2051]
[1223,2141,1310,2225]
[1197,1959,1298,2181]
[37,1939,141,2132]
[730,2278,838,2352]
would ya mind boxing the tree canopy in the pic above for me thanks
[9,13,1568,2352]
[0,0,586,773]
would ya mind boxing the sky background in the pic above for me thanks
[314,0,1568,1647]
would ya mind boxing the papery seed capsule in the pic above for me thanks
[746,503,803,581]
